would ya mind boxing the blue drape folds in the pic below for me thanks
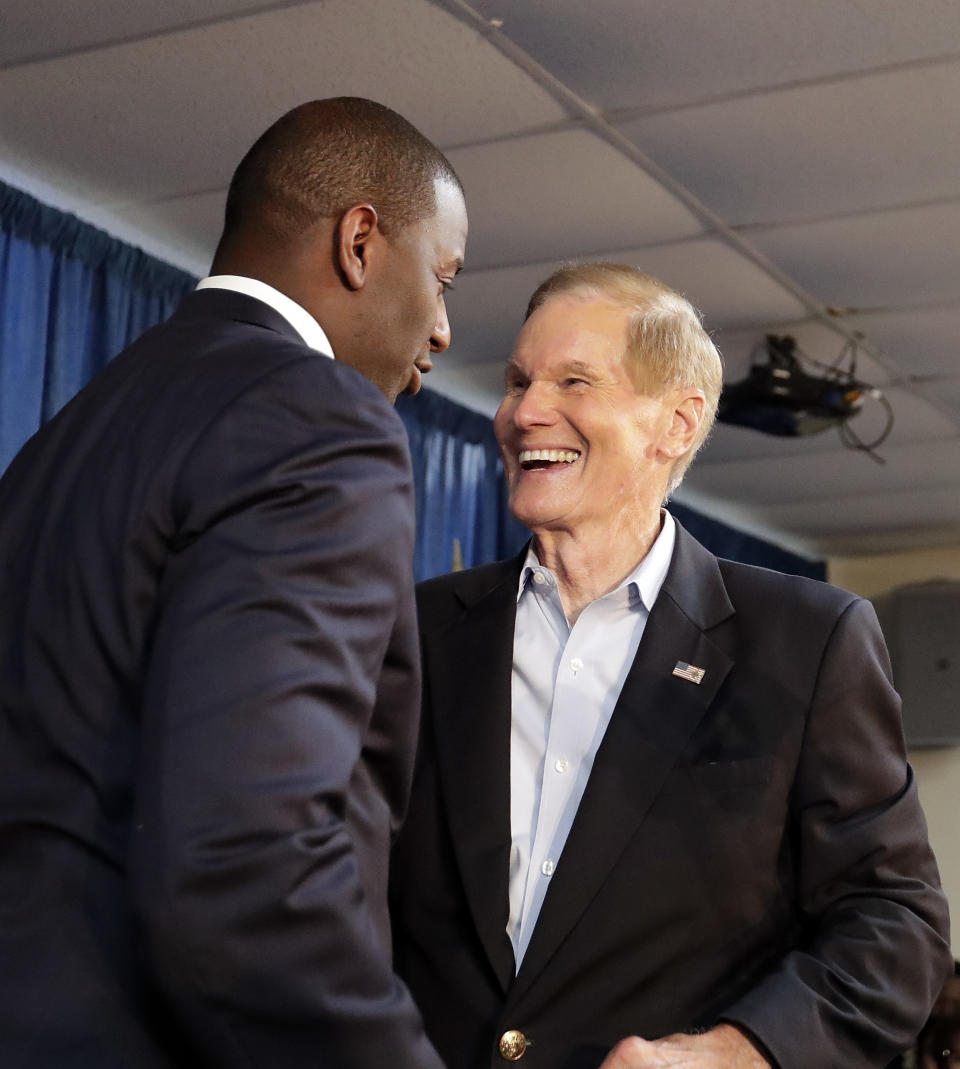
[396,389,528,580]
[1,177,823,582]
[0,179,196,472]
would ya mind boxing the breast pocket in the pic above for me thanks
[658,755,777,796]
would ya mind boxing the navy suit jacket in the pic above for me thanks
[390,525,951,1069]
[0,289,442,1068]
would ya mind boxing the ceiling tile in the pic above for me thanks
[685,438,960,507]
[697,422,857,465]
[617,62,960,225]
[848,306,960,380]
[446,129,705,270]
[914,377,960,412]
[444,237,807,378]
[0,0,566,207]
[0,0,295,67]
[468,0,960,112]
[2,0,958,559]
[608,239,807,328]
[872,386,960,439]
[747,202,960,309]
[755,484,960,556]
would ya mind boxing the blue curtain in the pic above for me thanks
[671,501,824,580]
[0,179,196,473]
[397,389,528,580]
[1,177,823,582]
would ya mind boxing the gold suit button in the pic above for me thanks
[499,1029,527,1061]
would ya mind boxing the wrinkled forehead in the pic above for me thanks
[512,295,632,364]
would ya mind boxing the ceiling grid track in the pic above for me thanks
[430,0,960,429]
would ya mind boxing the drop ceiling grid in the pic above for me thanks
[465,0,960,113]
[0,0,956,555]
[849,306,960,382]
[753,483,960,540]
[0,0,303,67]
[746,201,960,310]
[438,236,808,377]
[443,129,706,270]
[614,61,960,226]
[0,0,567,207]
[686,438,960,506]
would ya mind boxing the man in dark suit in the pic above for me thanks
[390,262,951,1069]
[0,97,466,1067]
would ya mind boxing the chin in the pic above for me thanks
[509,490,568,528]
[509,507,559,532]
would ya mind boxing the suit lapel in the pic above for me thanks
[513,525,736,995]
[422,556,524,993]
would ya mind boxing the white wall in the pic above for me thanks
[829,545,960,959]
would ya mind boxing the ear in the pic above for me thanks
[659,389,705,459]
[336,204,380,291]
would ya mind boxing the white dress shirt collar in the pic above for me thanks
[196,275,334,358]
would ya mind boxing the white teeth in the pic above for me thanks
[518,449,580,465]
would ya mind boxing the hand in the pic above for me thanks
[598,1023,771,1068]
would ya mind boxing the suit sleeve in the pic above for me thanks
[721,596,952,1069]
[129,355,444,1068]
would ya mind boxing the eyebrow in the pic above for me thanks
[561,359,598,378]
[504,358,599,379]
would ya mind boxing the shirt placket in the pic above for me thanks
[520,600,590,940]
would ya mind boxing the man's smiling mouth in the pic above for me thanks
[518,449,581,470]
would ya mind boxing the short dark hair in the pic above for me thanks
[222,97,462,240]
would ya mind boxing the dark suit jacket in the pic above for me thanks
[390,524,952,1069]
[0,289,442,1068]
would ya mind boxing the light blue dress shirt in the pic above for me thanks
[507,511,676,967]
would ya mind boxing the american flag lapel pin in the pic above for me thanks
[672,661,706,684]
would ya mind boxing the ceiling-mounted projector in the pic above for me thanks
[717,334,868,438]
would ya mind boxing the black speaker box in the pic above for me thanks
[872,581,960,748]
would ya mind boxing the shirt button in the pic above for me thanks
[541,859,555,876]
[554,758,569,774]
[570,657,583,673]
[499,1029,528,1061]
[533,571,546,585]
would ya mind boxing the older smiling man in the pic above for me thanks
[389,262,950,1069]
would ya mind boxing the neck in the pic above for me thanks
[210,222,336,325]
[532,509,664,625]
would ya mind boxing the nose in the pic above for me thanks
[430,296,452,353]
[511,381,557,428]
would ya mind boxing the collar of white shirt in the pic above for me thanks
[196,275,334,358]
[518,509,676,614]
